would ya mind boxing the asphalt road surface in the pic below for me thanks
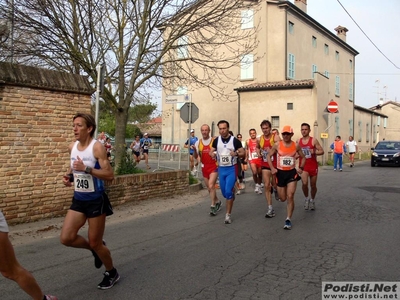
[1,161,399,300]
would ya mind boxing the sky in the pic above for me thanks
[303,0,400,108]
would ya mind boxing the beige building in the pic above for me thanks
[162,0,360,161]
[354,105,387,152]
[369,101,400,142]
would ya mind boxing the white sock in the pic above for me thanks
[310,199,314,202]
[268,205,273,210]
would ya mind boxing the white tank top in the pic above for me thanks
[216,136,237,167]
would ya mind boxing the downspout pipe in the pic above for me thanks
[237,91,241,134]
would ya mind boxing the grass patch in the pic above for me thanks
[115,155,146,175]
[189,173,198,184]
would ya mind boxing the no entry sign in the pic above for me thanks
[327,100,339,113]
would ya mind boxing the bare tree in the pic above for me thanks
[0,0,260,166]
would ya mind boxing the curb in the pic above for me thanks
[189,182,203,193]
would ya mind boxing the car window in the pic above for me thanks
[376,143,387,149]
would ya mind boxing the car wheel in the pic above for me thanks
[371,161,376,167]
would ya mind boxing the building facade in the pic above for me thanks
[161,0,367,161]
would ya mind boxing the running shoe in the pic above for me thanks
[304,199,310,210]
[273,189,280,201]
[283,219,292,230]
[309,201,315,210]
[333,168,337,171]
[92,240,106,269]
[44,296,58,300]
[97,269,120,290]
[339,169,343,172]
[257,188,263,195]
[224,214,232,224]
[254,185,259,194]
[240,182,245,190]
[260,183,264,188]
[236,189,241,195]
[215,200,222,212]
[209,206,216,216]
[265,208,275,218]
[350,163,353,168]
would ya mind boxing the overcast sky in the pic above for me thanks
[303,0,400,108]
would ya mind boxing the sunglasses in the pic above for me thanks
[282,132,292,136]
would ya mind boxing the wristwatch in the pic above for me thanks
[299,166,304,170]
[85,166,92,174]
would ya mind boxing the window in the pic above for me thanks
[349,119,354,137]
[349,83,353,101]
[366,123,370,143]
[288,21,294,34]
[287,103,293,110]
[241,9,254,29]
[176,86,187,110]
[335,76,340,96]
[271,116,279,129]
[373,124,377,143]
[335,51,339,61]
[358,121,362,142]
[383,118,387,128]
[324,44,329,55]
[377,116,381,126]
[240,54,254,80]
[324,71,330,78]
[312,64,317,79]
[349,59,353,69]
[288,53,295,79]
[312,36,317,48]
[335,116,340,136]
[177,36,189,59]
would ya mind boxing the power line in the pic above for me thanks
[336,0,400,69]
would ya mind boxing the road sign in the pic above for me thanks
[320,133,329,139]
[180,102,199,123]
[166,94,191,104]
[166,94,185,104]
[327,100,339,113]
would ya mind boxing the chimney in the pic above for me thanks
[379,98,384,105]
[294,0,307,13]
[334,25,348,42]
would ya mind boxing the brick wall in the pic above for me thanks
[105,170,189,207]
[0,62,190,225]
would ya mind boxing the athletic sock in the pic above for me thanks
[268,205,273,210]
[107,268,117,277]
[310,199,314,202]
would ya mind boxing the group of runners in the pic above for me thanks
[129,133,153,169]
[0,114,328,299]
[193,120,325,230]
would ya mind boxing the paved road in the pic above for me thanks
[1,161,399,299]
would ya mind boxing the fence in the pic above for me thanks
[153,144,183,172]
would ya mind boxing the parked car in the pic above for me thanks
[371,141,400,167]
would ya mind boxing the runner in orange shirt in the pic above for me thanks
[267,125,306,230]
[245,129,263,194]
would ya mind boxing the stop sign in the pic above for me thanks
[180,102,199,123]
[327,100,339,113]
